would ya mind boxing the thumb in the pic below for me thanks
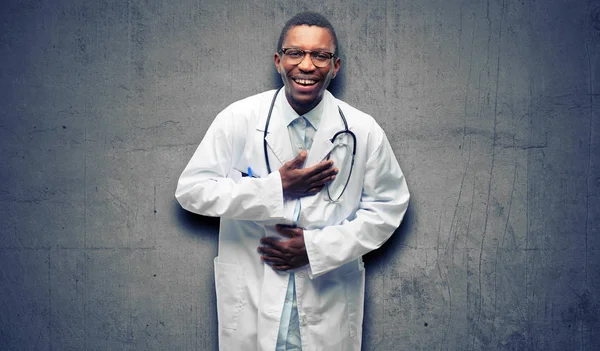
[288,150,307,169]
[275,225,300,238]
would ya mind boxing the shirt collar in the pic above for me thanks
[279,91,326,130]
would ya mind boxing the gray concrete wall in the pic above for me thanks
[1,0,598,350]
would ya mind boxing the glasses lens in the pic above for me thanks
[283,49,304,64]
[310,52,332,67]
[283,49,332,68]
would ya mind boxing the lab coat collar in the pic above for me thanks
[304,90,346,168]
[256,89,343,171]
[256,89,294,170]
[279,92,325,131]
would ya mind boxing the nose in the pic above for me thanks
[297,53,316,71]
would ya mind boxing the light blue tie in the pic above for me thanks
[276,116,310,351]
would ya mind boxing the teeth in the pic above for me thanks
[294,78,316,85]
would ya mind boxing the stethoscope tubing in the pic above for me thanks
[326,107,356,202]
[263,87,282,175]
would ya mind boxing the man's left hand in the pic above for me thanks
[258,225,309,271]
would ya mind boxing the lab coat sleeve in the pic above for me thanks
[175,106,286,221]
[303,124,410,278]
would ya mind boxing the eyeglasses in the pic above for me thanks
[280,48,336,68]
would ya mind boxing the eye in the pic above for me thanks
[313,52,331,61]
[285,49,303,58]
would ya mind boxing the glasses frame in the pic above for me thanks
[279,48,336,68]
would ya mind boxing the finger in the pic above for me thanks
[260,237,282,247]
[257,246,283,257]
[286,150,307,169]
[304,159,334,176]
[306,185,324,194]
[272,265,292,271]
[310,176,336,191]
[261,255,286,265]
[307,169,338,186]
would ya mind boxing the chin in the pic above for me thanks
[294,92,321,104]
[293,97,318,110]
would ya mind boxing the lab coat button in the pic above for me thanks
[297,272,306,278]
[300,316,307,325]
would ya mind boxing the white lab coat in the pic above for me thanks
[176,89,409,351]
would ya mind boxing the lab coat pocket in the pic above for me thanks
[214,257,245,330]
[343,265,365,339]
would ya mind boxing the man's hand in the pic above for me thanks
[258,225,309,271]
[279,150,338,198]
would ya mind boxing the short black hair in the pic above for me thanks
[277,12,338,53]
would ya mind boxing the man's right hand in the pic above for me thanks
[279,150,338,198]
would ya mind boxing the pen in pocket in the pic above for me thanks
[241,167,258,178]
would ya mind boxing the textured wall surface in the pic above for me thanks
[1,0,599,350]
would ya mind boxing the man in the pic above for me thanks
[176,12,409,351]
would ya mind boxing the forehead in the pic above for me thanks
[283,25,335,50]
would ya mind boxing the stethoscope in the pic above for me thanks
[263,87,356,202]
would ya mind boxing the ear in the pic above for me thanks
[332,57,341,79]
[274,52,282,73]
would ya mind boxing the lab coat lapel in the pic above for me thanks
[305,92,342,168]
[256,90,294,171]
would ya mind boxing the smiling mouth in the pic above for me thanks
[293,78,317,86]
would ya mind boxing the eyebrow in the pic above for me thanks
[284,46,334,52]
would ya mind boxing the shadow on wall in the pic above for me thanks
[363,202,415,267]
[173,196,415,268]
[173,200,220,237]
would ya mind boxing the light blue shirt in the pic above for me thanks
[275,96,323,351]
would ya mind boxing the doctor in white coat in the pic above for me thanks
[176,12,410,351]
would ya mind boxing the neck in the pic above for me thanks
[285,94,322,116]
